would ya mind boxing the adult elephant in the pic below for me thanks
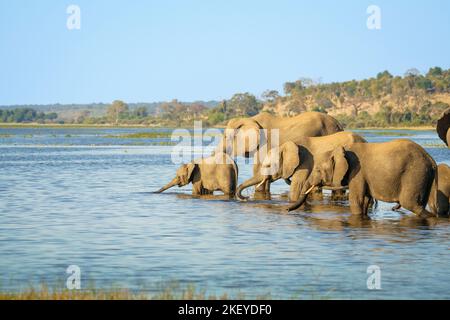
[236,131,366,201]
[437,108,450,147]
[217,111,344,194]
[287,139,437,217]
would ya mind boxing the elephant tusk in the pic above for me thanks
[303,185,316,195]
[255,178,267,190]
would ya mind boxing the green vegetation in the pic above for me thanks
[105,131,221,139]
[105,131,173,139]
[356,130,414,136]
[334,103,448,128]
[274,67,450,128]
[0,108,58,123]
[1,67,449,128]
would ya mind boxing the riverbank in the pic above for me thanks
[0,283,273,300]
[0,123,436,131]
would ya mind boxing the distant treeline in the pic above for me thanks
[0,101,219,116]
[0,108,58,123]
[1,67,449,127]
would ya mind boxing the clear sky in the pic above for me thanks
[1,0,449,105]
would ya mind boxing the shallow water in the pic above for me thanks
[0,127,449,299]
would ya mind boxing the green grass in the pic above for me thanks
[105,131,222,139]
[422,142,448,148]
[357,131,414,136]
[105,132,174,139]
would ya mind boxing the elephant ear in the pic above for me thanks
[437,108,450,146]
[226,118,263,156]
[281,142,300,179]
[186,163,197,181]
[331,146,348,187]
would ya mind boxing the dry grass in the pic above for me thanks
[0,282,272,300]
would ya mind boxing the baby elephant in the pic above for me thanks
[155,153,238,196]
[428,164,450,216]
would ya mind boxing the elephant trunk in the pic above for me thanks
[237,176,266,200]
[154,177,179,193]
[287,185,316,212]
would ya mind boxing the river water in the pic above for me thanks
[0,127,449,299]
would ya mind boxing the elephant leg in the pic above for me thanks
[331,189,347,200]
[400,197,435,217]
[220,183,234,198]
[447,129,450,148]
[222,188,235,198]
[398,183,436,216]
[436,191,449,216]
[202,187,213,195]
[348,178,370,215]
[349,193,364,215]
[439,200,449,216]
[413,206,435,217]
[349,193,372,216]
[223,192,234,199]
[363,195,374,215]
[192,183,202,195]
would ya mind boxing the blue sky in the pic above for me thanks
[0,0,449,105]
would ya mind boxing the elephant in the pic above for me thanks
[436,108,450,147]
[428,164,450,216]
[286,139,437,217]
[155,152,238,196]
[216,111,344,195]
[236,131,367,202]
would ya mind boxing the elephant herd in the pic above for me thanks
[156,110,450,217]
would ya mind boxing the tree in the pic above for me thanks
[133,106,148,118]
[416,77,433,91]
[107,100,129,124]
[427,67,443,77]
[283,82,296,95]
[45,112,58,121]
[376,70,393,79]
[404,68,421,77]
[227,93,262,117]
[404,68,422,91]
[261,90,280,102]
